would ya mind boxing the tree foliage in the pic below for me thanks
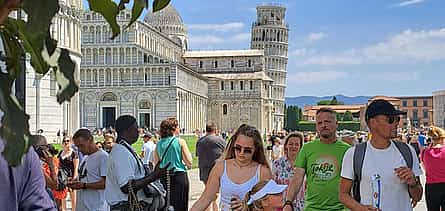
[317,96,345,105]
[0,0,170,166]
[343,110,353,121]
[285,105,301,131]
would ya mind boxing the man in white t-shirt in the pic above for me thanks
[105,115,168,210]
[69,128,109,211]
[140,133,156,169]
[339,99,423,211]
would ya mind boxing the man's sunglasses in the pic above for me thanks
[386,115,401,124]
[233,145,254,154]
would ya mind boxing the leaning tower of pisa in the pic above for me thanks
[251,5,289,131]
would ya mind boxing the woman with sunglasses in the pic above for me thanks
[191,124,272,211]
[243,180,287,211]
[58,136,79,211]
[272,132,305,211]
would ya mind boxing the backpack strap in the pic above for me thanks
[392,140,413,169]
[352,142,367,202]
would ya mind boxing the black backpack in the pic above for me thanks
[352,140,413,202]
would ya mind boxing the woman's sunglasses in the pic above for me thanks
[62,140,70,143]
[233,144,254,154]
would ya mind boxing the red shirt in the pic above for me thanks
[421,146,445,184]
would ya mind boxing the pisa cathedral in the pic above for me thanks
[79,4,289,134]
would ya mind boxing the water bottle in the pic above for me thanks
[371,174,381,209]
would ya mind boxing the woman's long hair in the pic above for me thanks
[224,124,270,169]
[242,181,269,211]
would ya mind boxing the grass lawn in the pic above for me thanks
[53,135,199,168]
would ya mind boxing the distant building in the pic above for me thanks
[303,104,364,121]
[397,96,433,128]
[433,90,445,128]
[79,4,289,133]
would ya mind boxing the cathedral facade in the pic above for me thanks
[79,4,288,133]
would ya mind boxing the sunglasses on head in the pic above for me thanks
[233,144,254,154]
[385,115,400,124]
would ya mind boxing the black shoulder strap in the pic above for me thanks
[393,140,413,169]
[160,137,175,162]
[352,142,367,202]
[118,139,144,172]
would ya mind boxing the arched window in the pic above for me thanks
[101,92,117,101]
[139,100,151,109]
[223,104,228,115]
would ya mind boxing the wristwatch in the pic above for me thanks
[408,177,419,188]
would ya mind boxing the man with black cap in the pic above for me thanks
[105,115,169,210]
[339,99,423,211]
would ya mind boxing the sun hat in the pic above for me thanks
[247,180,287,205]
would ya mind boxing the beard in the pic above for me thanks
[320,132,334,139]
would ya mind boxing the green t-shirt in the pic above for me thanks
[294,139,350,211]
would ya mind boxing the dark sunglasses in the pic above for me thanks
[385,115,400,124]
[62,140,70,143]
[233,145,254,154]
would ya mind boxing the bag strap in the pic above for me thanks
[392,140,413,169]
[119,139,144,173]
[352,142,367,202]
[160,137,176,163]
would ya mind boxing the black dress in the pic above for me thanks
[58,150,78,177]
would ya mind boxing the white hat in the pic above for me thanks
[247,180,287,205]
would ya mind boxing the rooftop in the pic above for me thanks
[183,49,264,58]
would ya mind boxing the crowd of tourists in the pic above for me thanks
[1,98,445,211]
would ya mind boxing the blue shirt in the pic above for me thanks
[0,140,57,211]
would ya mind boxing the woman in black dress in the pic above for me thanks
[58,136,79,211]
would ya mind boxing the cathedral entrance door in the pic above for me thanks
[139,113,151,129]
[102,107,116,128]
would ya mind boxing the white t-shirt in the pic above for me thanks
[341,142,423,211]
[77,149,109,211]
[105,141,151,206]
[272,145,281,160]
[141,141,156,165]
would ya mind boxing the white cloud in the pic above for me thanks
[291,48,307,57]
[368,71,419,81]
[230,33,250,42]
[189,35,224,45]
[188,22,245,32]
[288,71,348,84]
[296,28,445,66]
[393,0,425,7]
[307,32,328,42]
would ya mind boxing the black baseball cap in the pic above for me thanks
[365,99,407,121]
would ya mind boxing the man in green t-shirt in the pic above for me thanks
[283,108,350,211]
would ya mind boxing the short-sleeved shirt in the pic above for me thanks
[341,142,423,211]
[105,140,150,205]
[141,141,156,165]
[196,134,226,182]
[0,140,56,211]
[77,149,109,211]
[294,139,350,211]
[421,145,445,184]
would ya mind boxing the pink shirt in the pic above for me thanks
[421,146,445,184]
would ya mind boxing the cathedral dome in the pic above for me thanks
[144,4,184,27]
[144,4,188,50]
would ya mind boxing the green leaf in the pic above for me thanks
[127,0,146,29]
[0,23,25,79]
[87,0,120,39]
[152,0,170,12]
[55,48,79,104]
[21,0,59,35]
[15,20,51,74]
[0,72,31,166]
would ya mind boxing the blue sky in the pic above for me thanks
[86,0,445,97]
